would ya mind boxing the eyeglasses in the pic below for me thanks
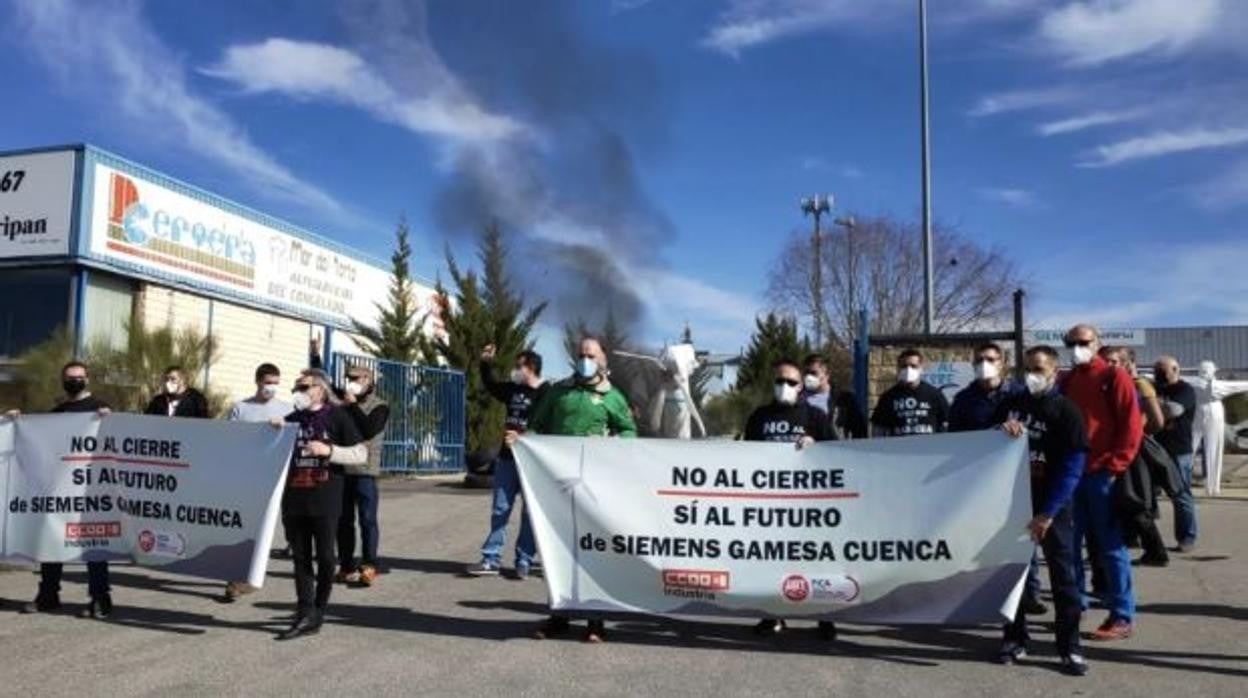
[293,384,311,393]
[346,375,366,382]
[774,378,800,387]
[976,355,1001,363]
[1064,339,1093,348]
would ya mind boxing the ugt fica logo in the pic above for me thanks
[781,574,811,603]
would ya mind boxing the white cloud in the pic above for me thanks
[701,0,897,56]
[967,86,1076,117]
[1037,0,1223,67]
[1032,238,1248,329]
[1036,109,1145,136]
[11,0,343,218]
[635,269,761,347]
[977,187,1038,208]
[1192,158,1248,210]
[202,38,525,144]
[1079,127,1248,167]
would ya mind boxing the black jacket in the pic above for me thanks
[145,388,211,418]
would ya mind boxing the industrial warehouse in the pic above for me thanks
[0,144,442,403]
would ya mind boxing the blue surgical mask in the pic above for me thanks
[577,357,598,380]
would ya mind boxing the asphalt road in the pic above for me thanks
[2,458,1246,698]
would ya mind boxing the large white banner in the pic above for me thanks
[0,414,295,588]
[514,432,1033,624]
[0,150,75,258]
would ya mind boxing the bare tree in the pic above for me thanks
[767,215,1026,348]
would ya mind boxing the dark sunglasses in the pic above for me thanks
[1064,339,1093,348]
[293,384,311,393]
[774,378,800,387]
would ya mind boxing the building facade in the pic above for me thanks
[0,144,442,403]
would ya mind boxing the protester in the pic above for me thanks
[800,353,867,439]
[949,343,1025,432]
[996,346,1089,676]
[1060,324,1142,641]
[5,361,114,618]
[468,344,547,579]
[1152,356,1198,553]
[870,349,949,436]
[144,365,211,418]
[274,368,366,641]
[1101,346,1169,565]
[335,364,390,588]
[528,336,637,644]
[222,363,292,601]
[948,343,1045,615]
[746,358,837,640]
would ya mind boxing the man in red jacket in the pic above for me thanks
[1061,324,1142,642]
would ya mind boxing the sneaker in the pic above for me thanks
[333,567,360,584]
[753,618,786,637]
[817,621,837,642]
[1060,654,1090,677]
[20,593,61,614]
[1088,617,1133,641]
[80,593,113,620]
[995,641,1028,665]
[1176,542,1196,554]
[584,620,606,644]
[357,565,378,587]
[466,561,501,577]
[533,615,570,640]
[511,563,531,581]
[1021,595,1048,615]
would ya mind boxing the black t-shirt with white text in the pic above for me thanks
[871,382,949,436]
[744,402,836,443]
[282,406,363,518]
[995,391,1088,491]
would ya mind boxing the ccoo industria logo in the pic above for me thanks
[107,173,257,286]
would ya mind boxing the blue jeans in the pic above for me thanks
[39,561,110,597]
[338,475,380,568]
[1073,471,1135,622]
[480,454,535,568]
[1172,454,1198,546]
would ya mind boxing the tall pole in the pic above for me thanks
[919,0,934,335]
[811,207,824,348]
[802,195,832,349]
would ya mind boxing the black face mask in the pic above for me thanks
[63,378,87,396]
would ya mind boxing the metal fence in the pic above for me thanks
[329,352,466,474]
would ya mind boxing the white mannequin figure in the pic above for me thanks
[612,343,706,439]
[1188,360,1248,496]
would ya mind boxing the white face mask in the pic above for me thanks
[291,391,313,411]
[974,361,1000,381]
[774,382,799,405]
[1072,345,1095,366]
[899,366,922,384]
[260,384,279,400]
[577,357,599,380]
[803,374,822,392]
[1025,371,1051,396]
[510,368,526,385]
[165,380,181,395]
[346,381,365,397]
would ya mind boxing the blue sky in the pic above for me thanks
[4,0,1248,362]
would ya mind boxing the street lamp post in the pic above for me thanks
[919,0,934,335]
[800,194,833,348]
[834,216,856,342]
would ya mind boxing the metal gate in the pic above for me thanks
[329,352,466,474]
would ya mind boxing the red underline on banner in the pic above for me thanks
[654,489,860,500]
[61,455,190,469]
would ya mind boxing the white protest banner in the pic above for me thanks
[514,431,1033,624]
[0,413,295,588]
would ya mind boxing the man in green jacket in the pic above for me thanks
[529,336,637,643]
